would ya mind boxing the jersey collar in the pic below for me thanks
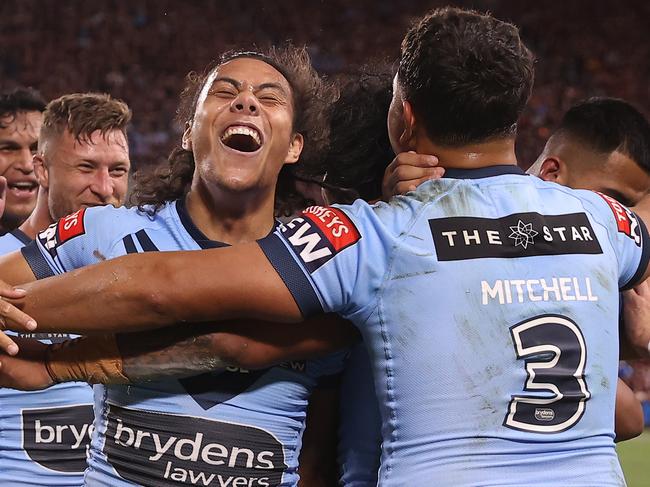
[442,164,528,180]
[175,198,279,249]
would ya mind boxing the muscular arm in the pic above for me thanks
[118,315,357,382]
[614,378,644,442]
[7,243,302,334]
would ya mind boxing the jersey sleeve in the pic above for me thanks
[584,191,650,290]
[257,202,391,320]
[21,206,124,278]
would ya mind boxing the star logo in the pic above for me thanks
[508,220,538,249]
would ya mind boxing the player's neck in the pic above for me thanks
[185,183,276,245]
[415,137,517,170]
[18,188,54,240]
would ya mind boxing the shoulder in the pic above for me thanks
[0,232,26,255]
[37,203,169,255]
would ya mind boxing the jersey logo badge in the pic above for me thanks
[37,208,87,257]
[280,206,361,272]
[508,220,538,249]
[429,211,603,261]
[594,192,642,246]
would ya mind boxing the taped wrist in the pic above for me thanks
[45,334,130,384]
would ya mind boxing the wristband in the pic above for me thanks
[45,334,130,384]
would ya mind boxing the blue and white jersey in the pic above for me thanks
[23,199,345,487]
[0,229,93,486]
[258,165,649,487]
[338,340,381,487]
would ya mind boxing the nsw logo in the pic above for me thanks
[281,206,361,272]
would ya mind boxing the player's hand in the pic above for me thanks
[0,337,53,390]
[382,151,444,201]
[622,280,650,357]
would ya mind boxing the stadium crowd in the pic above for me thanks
[1,0,648,168]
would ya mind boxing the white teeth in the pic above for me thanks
[10,183,35,189]
[221,126,261,145]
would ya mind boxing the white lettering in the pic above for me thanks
[486,230,502,245]
[463,230,481,245]
[287,223,331,262]
[559,277,575,301]
[442,231,457,246]
[482,280,504,305]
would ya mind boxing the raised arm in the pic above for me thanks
[7,242,303,334]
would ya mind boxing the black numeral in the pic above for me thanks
[504,314,590,433]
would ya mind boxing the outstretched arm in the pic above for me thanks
[6,242,302,334]
[0,315,358,389]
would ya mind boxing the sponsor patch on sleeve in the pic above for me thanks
[594,192,642,246]
[37,208,87,257]
[279,206,361,272]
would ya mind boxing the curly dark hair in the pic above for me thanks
[398,7,534,147]
[0,87,46,128]
[131,44,336,216]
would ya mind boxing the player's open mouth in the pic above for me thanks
[7,181,38,198]
[220,125,263,153]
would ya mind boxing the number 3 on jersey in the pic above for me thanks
[504,314,590,433]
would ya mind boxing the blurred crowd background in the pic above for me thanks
[1,0,649,421]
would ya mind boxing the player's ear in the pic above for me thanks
[399,100,417,151]
[285,133,304,165]
[33,153,48,189]
[538,157,564,183]
[181,122,193,151]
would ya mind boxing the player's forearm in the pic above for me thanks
[8,244,302,334]
[48,316,357,384]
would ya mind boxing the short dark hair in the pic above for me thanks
[306,63,395,203]
[40,93,131,150]
[132,44,336,215]
[0,87,46,128]
[556,97,650,173]
[398,7,534,146]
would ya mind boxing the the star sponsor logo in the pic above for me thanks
[508,220,538,249]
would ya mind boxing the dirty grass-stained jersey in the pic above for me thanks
[258,165,648,487]
[0,229,93,487]
[23,199,345,487]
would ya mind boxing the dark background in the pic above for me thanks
[1,0,648,170]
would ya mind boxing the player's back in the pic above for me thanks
[363,166,635,485]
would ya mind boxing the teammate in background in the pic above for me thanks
[527,97,650,441]
[0,7,648,485]
[0,87,46,234]
[0,92,131,486]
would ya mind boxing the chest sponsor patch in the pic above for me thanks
[429,212,603,261]
[22,404,94,473]
[279,206,360,272]
[37,208,87,257]
[595,192,642,246]
[103,404,287,486]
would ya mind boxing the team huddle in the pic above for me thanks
[0,6,648,487]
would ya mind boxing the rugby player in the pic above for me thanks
[0,87,45,234]
[0,46,358,487]
[0,92,132,485]
[383,96,650,442]
[0,7,648,485]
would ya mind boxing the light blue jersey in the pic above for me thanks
[0,229,93,486]
[338,341,380,487]
[23,199,345,487]
[259,165,648,487]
